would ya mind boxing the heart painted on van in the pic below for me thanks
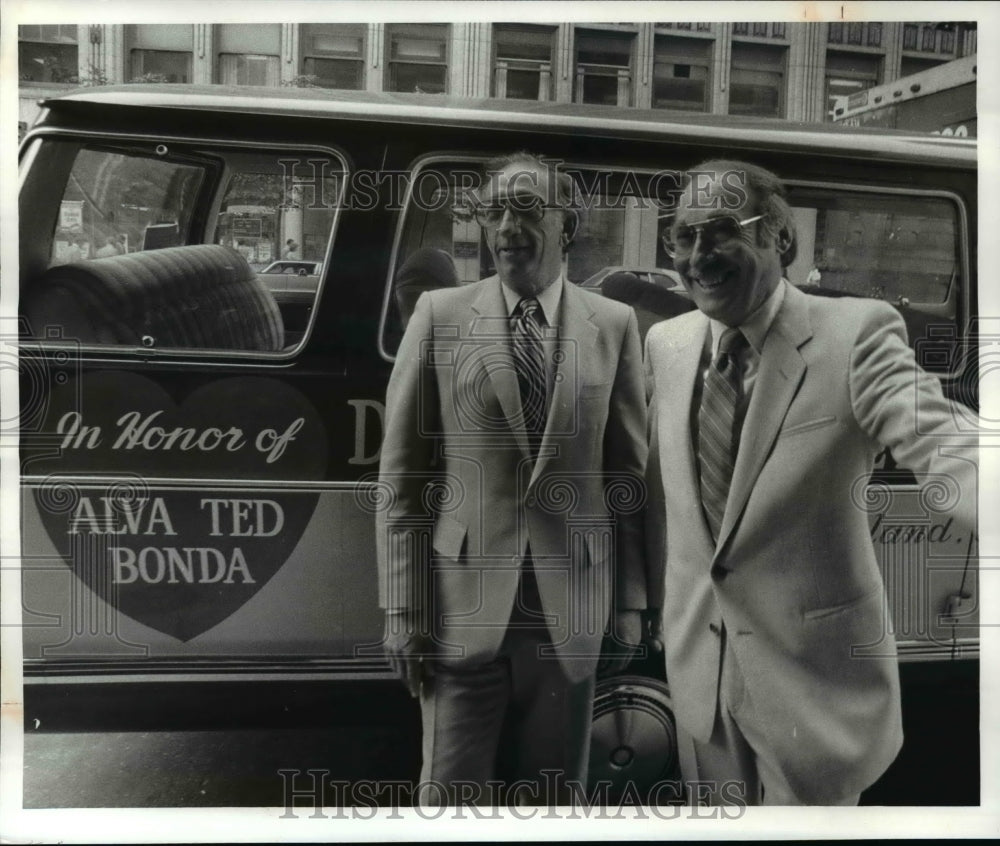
[30,372,326,641]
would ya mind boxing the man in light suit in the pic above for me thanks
[644,160,978,805]
[377,153,647,804]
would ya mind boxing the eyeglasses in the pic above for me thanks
[661,214,764,260]
[473,195,555,227]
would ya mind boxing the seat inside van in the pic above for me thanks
[22,244,284,351]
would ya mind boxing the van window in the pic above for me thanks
[785,188,960,305]
[382,158,966,377]
[382,158,671,355]
[785,186,964,375]
[21,137,344,353]
[49,147,206,263]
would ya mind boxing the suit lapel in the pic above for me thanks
[470,276,530,461]
[531,279,598,486]
[715,285,813,561]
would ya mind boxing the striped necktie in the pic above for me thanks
[698,327,747,542]
[511,297,548,445]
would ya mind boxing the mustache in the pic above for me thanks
[688,255,730,279]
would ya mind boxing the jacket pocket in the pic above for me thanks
[802,584,881,621]
[432,513,467,562]
[779,415,837,438]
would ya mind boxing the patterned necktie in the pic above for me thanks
[511,297,548,443]
[698,327,748,542]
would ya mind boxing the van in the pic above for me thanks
[15,84,978,804]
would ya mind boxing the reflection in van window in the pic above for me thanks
[385,160,675,354]
[385,160,965,375]
[786,189,959,305]
[22,138,345,353]
[49,148,205,265]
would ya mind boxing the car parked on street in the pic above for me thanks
[580,265,686,293]
[259,259,323,277]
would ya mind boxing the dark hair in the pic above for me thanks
[681,159,797,267]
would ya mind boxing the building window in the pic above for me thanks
[18,25,78,83]
[903,24,919,51]
[828,23,844,44]
[128,25,193,82]
[574,29,634,107]
[386,24,449,93]
[824,51,881,121]
[921,25,938,52]
[652,35,712,112]
[752,23,769,37]
[940,26,956,54]
[866,23,883,47]
[847,23,864,45]
[300,24,366,89]
[729,43,786,118]
[771,23,787,39]
[658,23,712,32]
[900,55,947,77]
[217,24,280,86]
[219,53,279,86]
[492,25,555,100]
[733,23,750,36]
[131,50,192,83]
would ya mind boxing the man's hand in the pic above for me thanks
[598,609,643,676]
[383,611,433,698]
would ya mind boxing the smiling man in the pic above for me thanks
[644,160,978,805]
[377,153,648,804]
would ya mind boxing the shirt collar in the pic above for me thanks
[709,279,787,357]
[501,274,564,326]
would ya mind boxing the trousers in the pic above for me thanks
[417,563,596,806]
[677,626,861,807]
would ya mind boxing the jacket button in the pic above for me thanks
[708,622,720,635]
[526,495,536,507]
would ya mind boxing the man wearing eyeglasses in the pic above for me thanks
[644,159,977,805]
[378,153,648,804]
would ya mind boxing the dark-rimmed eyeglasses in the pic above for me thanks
[661,214,764,260]
[473,195,556,227]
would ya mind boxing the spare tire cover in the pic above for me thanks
[589,675,680,801]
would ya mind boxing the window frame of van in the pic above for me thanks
[783,179,971,343]
[18,127,349,364]
[377,155,972,385]
[377,154,698,362]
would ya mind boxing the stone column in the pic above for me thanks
[367,23,385,92]
[555,24,574,103]
[193,24,214,85]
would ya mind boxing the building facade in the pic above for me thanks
[18,20,978,133]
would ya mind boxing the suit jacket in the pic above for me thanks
[378,275,648,683]
[645,283,978,802]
